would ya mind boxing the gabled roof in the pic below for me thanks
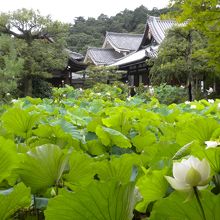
[103,32,143,52]
[147,16,178,44]
[111,45,158,67]
[84,48,124,65]
[139,16,187,48]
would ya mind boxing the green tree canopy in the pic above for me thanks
[169,0,220,73]
[0,8,69,96]
[67,6,174,54]
[0,35,24,100]
[150,27,212,100]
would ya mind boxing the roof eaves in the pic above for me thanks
[105,36,130,53]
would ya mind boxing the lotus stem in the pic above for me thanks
[193,187,206,220]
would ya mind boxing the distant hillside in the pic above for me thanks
[67,5,173,54]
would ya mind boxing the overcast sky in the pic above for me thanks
[0,0,169,23]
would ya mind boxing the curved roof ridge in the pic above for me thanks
[106,31,143,37]
[87,47,117,51]
[147,15,178,23]
[105,32,143,52]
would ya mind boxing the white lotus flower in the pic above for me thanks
[190,105,196,109]
[127,96,132,101]
[208,99,214,104]
[11,99,18,103]
[165,156,210,191]
[206,87,213,95]
[149,87,154,95]
[205,141,220,149]
[185,101,191,104]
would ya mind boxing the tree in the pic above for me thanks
[0,8,69,96]
[0,35,24,100]
[79,65,125,87]
[169,0,220,73]
[149,27,212,100]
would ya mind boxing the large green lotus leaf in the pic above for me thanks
[19,144,68,193]
[191,144,220,173]
[132,131,157,152]
[95,154,145,183]
[102,107,135,135]
[176,118,219,146]
[0,137,19,183]
[96,126,131,148]
[50,119,84,141]
[149,190,220,220]
[32,124,80,149]
[1,107,39,138]
[0,182,31,220]
[64,151,96,186]
[87,117,102,132]
[86,139,106,155]
[45,180,140,220]
[136,168,168,212]
[140,141,179,168]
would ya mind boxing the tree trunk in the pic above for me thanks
[24,77,33,97]
[187,76,195,102]
[187,30,195,101]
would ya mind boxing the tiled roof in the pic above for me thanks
[65,49,84,61]
[147,16,186,44]
[111,45,158,67]
[84,48,124,65]
[104,32,143,52]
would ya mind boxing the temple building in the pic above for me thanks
[84,32,143,65]
[84,16,183,86]
[49,49,87,87]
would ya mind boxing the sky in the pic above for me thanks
[0,0,170,23]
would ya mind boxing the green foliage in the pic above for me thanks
[136,168,168,212]
[0,137,18,183]
[150,27,211,86]
[0,84,219,218]
[169,0,220,73]
[0,35,24,100]
[63,151,95,187]
[96,126,132,149]
[45,179,140,220]
[154,84,188,104]
[176,117,220,145]
[149,190,220,220]
[19,145,68,193]
[0,8,69,97]
[80,66,126,87]
[32,77,52,99]
[0,183,31,220]
[1,108,39,139]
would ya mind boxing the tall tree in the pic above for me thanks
[0,9,69,96]
[0,35,24,99]
[169,0,220,73]
[150,27,212,100]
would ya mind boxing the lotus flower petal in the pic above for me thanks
[205,141,219,149]
[197,159,210,184]
[165,176,190,191]
[173,162,189,181]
